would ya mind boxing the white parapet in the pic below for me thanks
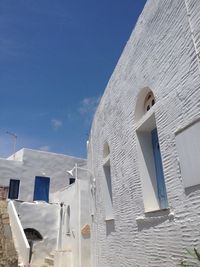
[8,200,30,265]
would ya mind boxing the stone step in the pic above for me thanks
[32,264,52,267]
[49,253,55,259]
[32,265,51,267]
[44,256,54,266]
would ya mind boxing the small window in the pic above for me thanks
[135,87,156,122]
[8,179,20,200]
[69,178,75,185]
[103,143,114,220]
[144,92,155,113]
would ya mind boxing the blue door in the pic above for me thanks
[8,179,20,199]
[151,128,168,209]
[33,176,50,202]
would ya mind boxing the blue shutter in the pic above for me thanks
[33,176,50,202]
[8,179,20,199]
[151,128,168,209]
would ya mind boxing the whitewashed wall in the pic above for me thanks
[52,184,78,267]
[88,0,200,266]
[14,201,60,266]
[0,148,86,265]
[52,167,91,267]
[0,148,85,202]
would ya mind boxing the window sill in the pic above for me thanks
[136,209,174,224]
[144,207,169,215]
[102,155,110,166]
[105,216,114,222]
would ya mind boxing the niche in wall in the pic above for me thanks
[175,119,200,188]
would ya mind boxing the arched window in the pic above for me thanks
[103,142,113,220]
[144,91,155,112]
[135,88,168,212]
[135,87,156,122]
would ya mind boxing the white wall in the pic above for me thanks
[14,200,60,266]
[8,201,30,266]
[0,148,86,265]
[0,148,86,202]
[88,0,200,266]
[51,167,91,267]
[53,184,79,267]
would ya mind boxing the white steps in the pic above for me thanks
[44,256,54,266]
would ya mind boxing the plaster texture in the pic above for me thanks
[88,0,200,266]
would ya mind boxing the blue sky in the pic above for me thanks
[0,0,147,158]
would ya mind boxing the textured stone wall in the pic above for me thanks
[0,186,9,200]
[0,199,18,267]
[88,0,200,266]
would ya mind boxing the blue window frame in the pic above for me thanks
[33,176,50,202]
[8,179,20,199]
[151,128,168,209]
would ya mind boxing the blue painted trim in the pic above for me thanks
[151,128,168,209]
[33,176,50,202]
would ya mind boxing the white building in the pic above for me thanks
[0,148,85,202]
[0,148,91,267]
[2,0,200,266]
[88,0,200,266]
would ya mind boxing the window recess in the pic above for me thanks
[136,113,168,212]
[103,143,114,220]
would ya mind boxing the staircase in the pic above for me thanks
[44,252,55,266]
[31,252,55,267]
[37,249,72,267]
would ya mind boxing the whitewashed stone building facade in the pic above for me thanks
[88,0,200,266]
[0,148,91,267]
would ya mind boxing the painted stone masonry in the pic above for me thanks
[88,0,200,266]
[1,0,200,266]
[0,187,18,267]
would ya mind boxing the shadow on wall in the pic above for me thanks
[185,184,200,196]
[136,209,174,231]
[106,220,115,236]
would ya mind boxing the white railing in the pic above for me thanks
[8,200,30,265]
